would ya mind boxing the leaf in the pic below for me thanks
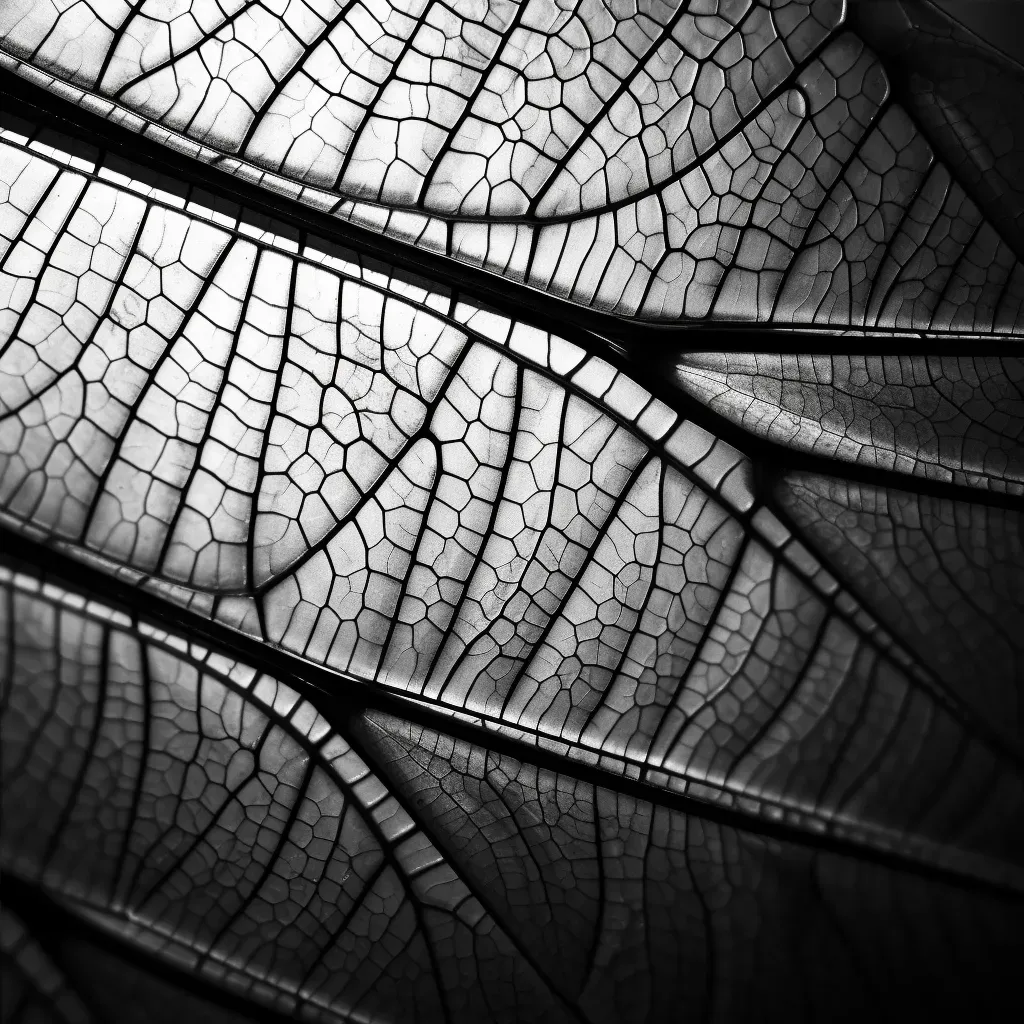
[3,569,1023,1023]
[775,472,1024,740]
[2,570,573,1023]
[2,1,1023,325]
[847,0,1024,259]
[1,2,1023,1022]
[673,352,1024,493]
[3,121,1022,886]
[2,882,285,1024]
[1,904,93,1024]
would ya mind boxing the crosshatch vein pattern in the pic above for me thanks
[2,572,570,1024]
[3,0,1024,324]
[4,125,1024,893]
[2,569,1023,1024]
[2,2,1024,1023]
[674,353,1024,493]
[847,0,1024,263]
[776,474,1024,743]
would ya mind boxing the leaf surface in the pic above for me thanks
[2,3,1023,1022]
[3,567,1023,1022]
[3,1,1023,325]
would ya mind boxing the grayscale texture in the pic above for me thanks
[2,0,1023,324]
[0,906,93,1024]
[674,353,1024,492]
[1,3,1023,1023]
[3,572,1023,1023]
